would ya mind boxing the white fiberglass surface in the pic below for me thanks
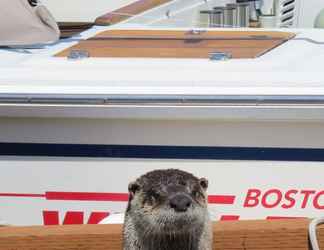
[0,27,324,96]
[42,0,136,22]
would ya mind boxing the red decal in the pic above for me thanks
[220,215,240,221]
[43,211,111,225]
[208,195,235,204]
[313,191,324,209]
[243,189,261,207]
[282,189,298,209]
[301,190,316,208]
[243,188,324,210]
[266,216,306,220]
[43,211,59,225]
[45,192,129,202]
[87,212,110,224]
[0,193,45,198]
[261,189,282,209]
[1,192,237,206]
[63,211,84,225]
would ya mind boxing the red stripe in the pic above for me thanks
[220,215,240,221]
[0,193,45,198]
[47,192,235,203]
[266,216,306,220]
[0,192,236,205]
[45,192,129,202]
[208,195,235,204]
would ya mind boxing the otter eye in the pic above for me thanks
[151,191,160,200]
[128,181,140,195]
[199,178,208,190]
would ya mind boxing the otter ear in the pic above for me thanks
[199,178,208,190]
[128,181,141,196]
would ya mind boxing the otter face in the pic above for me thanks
[127,169,209,234]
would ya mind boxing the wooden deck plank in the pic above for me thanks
[0,219,321,250]
[57,45,274,58]
[94,29,295,39]
[56,30,294,59]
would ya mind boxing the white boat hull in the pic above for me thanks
[1,114,324,225]
[1,0,324,226]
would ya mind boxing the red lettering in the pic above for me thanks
[43,211,59,225]
[87,212,110,224]
[243,188,324,211]
[282,189,298,209]
[313,191,324,209]
[300,190,316,208]
[244,189,261,207]
[63,211,84,225]
[43,211,110,225]
[261,189,282,209]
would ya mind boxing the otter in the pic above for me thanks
[123,169,212,250]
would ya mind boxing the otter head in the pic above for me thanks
[126,169,209,237]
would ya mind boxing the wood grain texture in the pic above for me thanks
[0,219,322,250]
[58,22,94,38]
[56,30,295,59]
[93,29,295,39]
[95,0,173,26]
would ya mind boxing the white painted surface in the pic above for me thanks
[298,0,324,28]
[2,158,324,225]
[42,0,136,22]
[100,213,125,224]
[0,118,324,148]
[1,27,324,97]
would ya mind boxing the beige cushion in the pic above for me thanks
[0,0,60,46]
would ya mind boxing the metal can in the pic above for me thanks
[237,3,250,27]
[212,7,225,27]
[199,10,213,27]
[224,4,237,28]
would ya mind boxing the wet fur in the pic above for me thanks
[123,169,212,250]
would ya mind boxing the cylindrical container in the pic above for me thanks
[236,2,250,27]
[249,2,258,21]
[224,4,237,27]
[259,15,277,28]
[314,8,324,28]
[212,7,224,27]
[260,0,276,16]
[199,10,213,27]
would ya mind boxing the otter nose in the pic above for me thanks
[169,194,192,212]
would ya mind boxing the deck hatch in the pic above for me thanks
[56,30,295,59]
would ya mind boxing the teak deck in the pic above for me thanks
[56,30,295,59]
[58,22,94,38]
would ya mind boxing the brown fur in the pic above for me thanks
[123,169,212,250]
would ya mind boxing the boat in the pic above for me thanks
[1,0,324,226]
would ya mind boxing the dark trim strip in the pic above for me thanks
[1,94,324,105]
[0,143,324,162]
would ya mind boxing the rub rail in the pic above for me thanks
[1,94,324,106]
